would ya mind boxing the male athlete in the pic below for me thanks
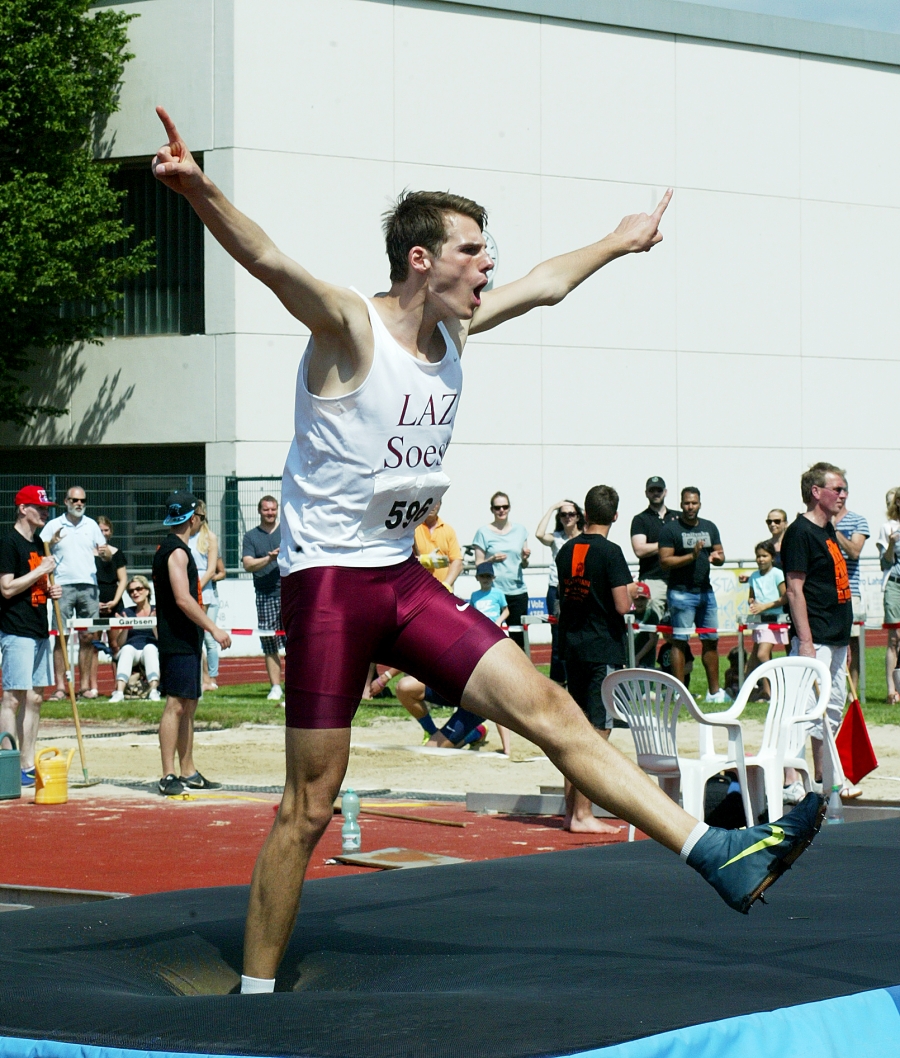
[152,107,825,994]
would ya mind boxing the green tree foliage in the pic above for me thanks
[0,0,152,426]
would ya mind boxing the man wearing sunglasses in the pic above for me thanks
[781,462,853,793]
[40,486,106,701]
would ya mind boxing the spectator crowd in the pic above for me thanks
[0,462,894,805]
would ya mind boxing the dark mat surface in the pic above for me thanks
[2,819,899,1058]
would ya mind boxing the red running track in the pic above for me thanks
[0,797,633,894]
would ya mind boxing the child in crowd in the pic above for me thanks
[632,582,661,668]
[471,562,512,754]
[746,539,789,700]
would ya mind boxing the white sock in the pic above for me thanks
[241,974,275,994]
[679,821,710,863]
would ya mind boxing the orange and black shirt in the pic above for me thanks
[0,528,50,640]
[556,533,633,664]
[781,514,852,646]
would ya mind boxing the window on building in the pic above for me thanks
[107,159,205,336]
[64,158,205,337]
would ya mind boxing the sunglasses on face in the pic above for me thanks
[129,586,146,594]
[492,504,509,511]
[766,519,784,525]
[560,511,577,518]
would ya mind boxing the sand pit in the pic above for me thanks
[29,716,900,804]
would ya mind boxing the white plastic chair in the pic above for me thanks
[730,656,836,822]
[601,668,754,836]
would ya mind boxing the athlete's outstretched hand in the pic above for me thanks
[612,189,673,254]
[151,106,204,195]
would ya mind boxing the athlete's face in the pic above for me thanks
[428,213,493,319]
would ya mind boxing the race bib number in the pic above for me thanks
[358,472,450,541]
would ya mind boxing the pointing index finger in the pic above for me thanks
[155,105,181,144]
[652,188,674,223]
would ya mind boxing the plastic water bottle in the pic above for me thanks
[341,789,361,852]
[825,784,844,825]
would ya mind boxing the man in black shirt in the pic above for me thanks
[0,486,63,785]
[659,487,728,702]
[782,462,853,792]
[557,485,637,834]
[153,492,232,796]
[630,475,679,616]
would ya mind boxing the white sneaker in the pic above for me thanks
[704,689,733,704]
[148,689,161,701]
[109,690,124,703]
[267,685,283,702]
[782,780,807,806]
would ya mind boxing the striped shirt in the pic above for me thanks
[834,509,869,595]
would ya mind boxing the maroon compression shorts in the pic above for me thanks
[281,556,507,728]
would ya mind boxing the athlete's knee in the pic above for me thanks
[278,785,336,844]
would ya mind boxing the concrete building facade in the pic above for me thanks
[5,0,900,561]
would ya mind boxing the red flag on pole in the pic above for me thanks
[835,699,878,785]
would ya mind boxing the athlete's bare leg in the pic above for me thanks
[243,727,350,979]
[564,729,623,834]
[462,640,696,853]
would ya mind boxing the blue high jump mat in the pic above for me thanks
[1,819,899,1058]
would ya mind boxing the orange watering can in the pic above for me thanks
[34,747,76,805]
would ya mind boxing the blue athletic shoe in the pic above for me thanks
[687,792,826,914]
[20,768,35,788]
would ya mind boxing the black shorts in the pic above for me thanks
[159,653,202,701]
[565,658,624,731]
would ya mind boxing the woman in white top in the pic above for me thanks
[535,499,584,684]
[188,500,223,692]
[877,488,900,705]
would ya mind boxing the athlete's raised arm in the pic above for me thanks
[151,107,362,337]
[468,190,672,335]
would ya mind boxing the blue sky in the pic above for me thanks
[670,1,900,34]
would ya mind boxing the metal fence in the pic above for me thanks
[0,475,282,574]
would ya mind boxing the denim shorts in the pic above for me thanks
[667,588,719,641]
[0,632,54,690]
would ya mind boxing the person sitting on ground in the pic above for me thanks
[395,676,487,749]
[109,576,160,703]
[746,540,789,699]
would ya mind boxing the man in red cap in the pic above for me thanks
[0,487,63,786]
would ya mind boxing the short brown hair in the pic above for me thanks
[382,190,487,282]
[97,515,113,532]
[258,495,278,513]
[800,462,845,504]
[584,485,619,526]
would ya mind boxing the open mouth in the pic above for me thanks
[473,281,488,306]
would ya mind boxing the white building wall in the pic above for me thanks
[47,0,900,561]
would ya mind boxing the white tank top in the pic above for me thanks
[279,289,464,573]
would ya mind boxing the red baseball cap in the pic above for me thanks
[635,581,651,599]
[15,485,56,507]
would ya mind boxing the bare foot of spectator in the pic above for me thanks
[564,780,623,833]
